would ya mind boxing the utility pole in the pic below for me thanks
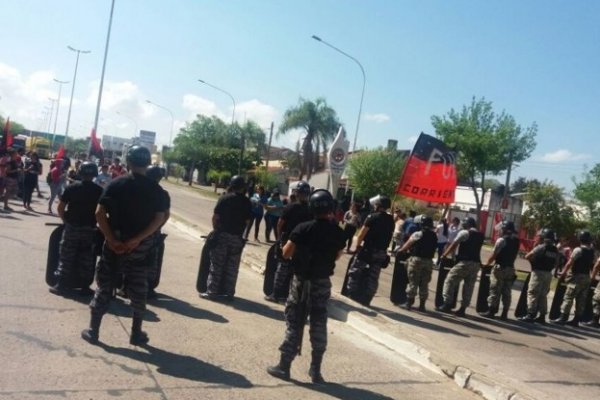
[265,121,274,170]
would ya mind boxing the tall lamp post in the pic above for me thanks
[92,0,116,138]
[47,98,57,146]
[64,46,91,142]
[312,35,366,196]
[197,79,242,173]
[52,78,70,135]
[145,100,174,147]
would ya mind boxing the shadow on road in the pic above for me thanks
[432,312,502,334]
[99,342,253,388]
[469,315,546,337]
[227,297,285,321]
[66,295,160,322]
[292,380,397,400]
[370,306,470,338]
[525,379,600,387]
[148,293,228,323]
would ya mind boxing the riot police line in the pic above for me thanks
[44,162,600,383]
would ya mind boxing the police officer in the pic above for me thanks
[438,217,484,317]
[480,221,520,320]
[583,257,600,328]
[397,215,437,311]
[267,189,346,383]
[519,228,560,323]
[81,146,168,345]
[346,194,395,307]
[200,175,252,301]
[145,166,170,298]
[264,181,312,303]
[49,161,103,296]
[552,230,595,327]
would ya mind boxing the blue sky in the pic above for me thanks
[1,0,598,191]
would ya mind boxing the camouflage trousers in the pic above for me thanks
[561,273,591,317]
[56,224,96,287]
[527,270,552,316]
[406,256,433,303]
[487,266,517,310]
[207,231,245,296]
[271,256,293,299]
[279,275,331,362]
[443,261,481,308]
[346,249,388,306]
[89,234,156,317]
[592,284,600,317]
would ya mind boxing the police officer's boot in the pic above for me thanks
[418,299,426,312]
[480,305,498,319]
[500,308,509,321]
[404,298,414,311]
[130,314,149,345]
[583,315,600,328]
[454,306,467,317]
[566,315,580,327]
[81,312,103,344]
[519,313,536,323]
[267,354,291,381]
[308,353,325,384]
[49,273,74,296]
[534,313,547,324]
[552,313,568,325]
[436,303,453,313]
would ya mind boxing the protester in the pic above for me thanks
[22,152,42,210]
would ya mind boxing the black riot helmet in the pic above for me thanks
[295,181,311,196]
[370,194,391,210]
[309,189,335,215]
[420,215,434,229]
[579,230,592,245]
[79,161,98,178]
[126,145,151,167]
[540,228,556,243]
[229,175,245,192]
[501,220,516,234]
[462,217,477,229]
[146,165,165,182]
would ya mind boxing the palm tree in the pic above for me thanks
[278,97,341,181]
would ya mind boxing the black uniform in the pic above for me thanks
[55,181,103,287]
[346,211,395,306]
[206,192,252,297]
[270,201,312,300]
[89,173,168,318]
[278,218,345,366]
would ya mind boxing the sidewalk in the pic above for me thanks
[164,180,600,400]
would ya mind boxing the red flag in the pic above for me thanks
[89,128,104,158]
[396,132,457,203]
[1,117,13,150]
[55,145,65,160]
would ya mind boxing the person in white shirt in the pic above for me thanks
[94,164,112,188]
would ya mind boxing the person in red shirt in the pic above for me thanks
[109,157,127,179]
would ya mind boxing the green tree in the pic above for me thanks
[278,97,341,180]
[431,97,537,220]
[510,176,541,194]
[521,181,581,238]
[0,115,26,137]
[347,148,406,199]
[65,138,89,155]
[254,166,278,190]
[573,163,600,234]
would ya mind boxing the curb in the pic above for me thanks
[166,218,537,400]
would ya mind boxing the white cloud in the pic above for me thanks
[539,149,590,163]
[236,99,278,128]
[407,135,418,144]
[181,94,224,120]
[364,113,390,123]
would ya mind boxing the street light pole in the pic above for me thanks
[65,46,91,141]
[52,79,70,135]
[145,100,174,147]
[312,35,366,195]
[197,79,242,173]
[92,0,116,136]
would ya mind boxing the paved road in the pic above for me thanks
[0,186,480,400]
[162,180,600,400]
